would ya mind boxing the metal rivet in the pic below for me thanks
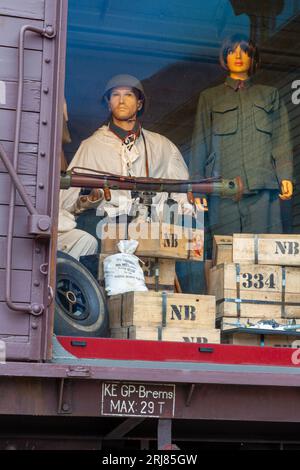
[40,152,46,157]
[43,88,49,94]
[39,183,44,189]
[38,218,50,231]
[33,281,40,287]
[31,304,43,315]
[62,403,69,412]
[42,120,47,125]
[45,58,51,64]
[32,322,38,330]
[45,25,55,36]
[35,248,41,254]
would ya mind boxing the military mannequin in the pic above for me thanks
[58,74,192,259]
[190,34,293,252]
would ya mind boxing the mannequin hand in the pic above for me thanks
[279,180,293,200]
[80,188,103,203]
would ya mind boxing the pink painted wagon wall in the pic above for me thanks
[0,0,68,361]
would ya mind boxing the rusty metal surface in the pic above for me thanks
[0,367,300,423]
[1,358,300,385]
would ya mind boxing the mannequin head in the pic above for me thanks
[220,34,260,79]
[102,75,145,130]
[107,86,143,129]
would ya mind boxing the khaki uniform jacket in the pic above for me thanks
[190,77,293,192]
[59,125,189,231]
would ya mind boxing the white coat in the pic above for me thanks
[58,125,191,258]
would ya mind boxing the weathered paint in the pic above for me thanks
[0,237,34,270]
[0,0,45,20]
[0,109,39,143]
[0,81,41,113]
[0,174,36,205]
[0,16,43,50]
[0,0,68,361]
[0,142,38,175]
[0,48,42,81]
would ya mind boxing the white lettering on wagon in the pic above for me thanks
[101,382,176,417]
[0,81,6,105]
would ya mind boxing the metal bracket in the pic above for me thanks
[66,366,91,378]
[28,214,52,237]
[57,378,72,415]
[158,419,173,450]
[185,384,196,407]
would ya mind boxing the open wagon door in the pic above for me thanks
[0,0,68,361]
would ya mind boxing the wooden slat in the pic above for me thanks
[212,235,233,266]
[0,0,45,20]
[0,16,43,50]
[110,326,221,344]
[0,237,33,270]
[0,173,36,206]
[0,47,42,81]
[0,302,30,335]
[0,270,31,302]
[0,109,39,143]
[0,206,31,237]
[0,81,40,112]
[0,141,38,175]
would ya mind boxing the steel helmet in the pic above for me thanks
[102,74,146,114]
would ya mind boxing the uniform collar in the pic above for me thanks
[108,119,141,142]
[225,76,252,91]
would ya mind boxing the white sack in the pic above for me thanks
[104,240,148,296]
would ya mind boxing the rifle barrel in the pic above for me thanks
[60,171,243,200]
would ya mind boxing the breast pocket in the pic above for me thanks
[212,103,238,135]
[253,100,273,135]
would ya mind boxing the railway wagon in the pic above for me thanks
[1,0,300,451]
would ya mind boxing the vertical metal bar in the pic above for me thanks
[140,439,150,450]
[44,0,69,361]
[235,263,241,319]
[281,267,286,319]
[5,24,55,316]
[157,419,172,450]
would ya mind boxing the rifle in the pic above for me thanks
[60,167,244,202]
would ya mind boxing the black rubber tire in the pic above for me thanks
[54,251,108,337]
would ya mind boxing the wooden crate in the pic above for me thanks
[98,254,176,292]
[233,234,300,266]
[209,263,300,319]
[110,326,220,344]
[101,222,204,261]
[222,332,300,348]
[107,291,216,329]
[212,235,233,266]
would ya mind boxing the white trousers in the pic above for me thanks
[57,229,98,260]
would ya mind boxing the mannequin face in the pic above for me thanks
[226,44,251,79]
[108,86,143,127]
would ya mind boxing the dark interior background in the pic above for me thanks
[64,0,300,233]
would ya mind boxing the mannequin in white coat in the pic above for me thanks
[58,75,191,259]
